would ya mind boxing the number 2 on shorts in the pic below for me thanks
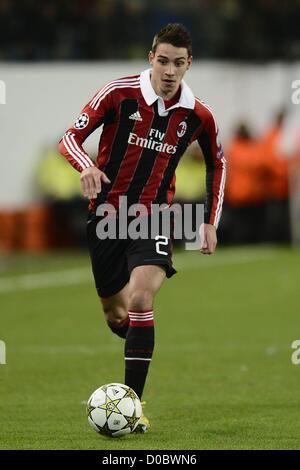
[155,235,168,256]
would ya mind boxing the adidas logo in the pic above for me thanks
[129,111,143,121]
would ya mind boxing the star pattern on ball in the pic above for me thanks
[99,395,122,419]
[126,415,140,430]
[124,388,138,400]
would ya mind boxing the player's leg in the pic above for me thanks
[128,265,166,310]
[124,265,166,399]
[100,284,129,339]
[86,212,130,338]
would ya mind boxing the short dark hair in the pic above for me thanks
[152,23,192,57]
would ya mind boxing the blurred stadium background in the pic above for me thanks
[1,0,300,450]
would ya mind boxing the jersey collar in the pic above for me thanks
[140,68,195,110]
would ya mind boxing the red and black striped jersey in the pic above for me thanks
[58,69,226,227]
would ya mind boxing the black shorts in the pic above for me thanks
[86,212,177,298]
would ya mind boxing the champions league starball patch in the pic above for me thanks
[74,113,89,129]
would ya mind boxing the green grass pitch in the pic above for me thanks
[0,246,300,450]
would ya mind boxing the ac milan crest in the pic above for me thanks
[177,121,187,138]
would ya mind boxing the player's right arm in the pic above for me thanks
[58,86,113,198]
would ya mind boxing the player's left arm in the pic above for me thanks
[197,107,227,254]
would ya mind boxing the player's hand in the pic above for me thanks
[199,223,217,255]
[80,167,111,199]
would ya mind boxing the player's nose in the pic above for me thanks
[165,63,175,76]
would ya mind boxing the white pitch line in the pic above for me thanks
[0,267,92,293]
[0,250,276,294]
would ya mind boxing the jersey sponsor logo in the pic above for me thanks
[177,121,187,138]
[74,112,89,129]
[129,111,143,121]
[128,127,177,154]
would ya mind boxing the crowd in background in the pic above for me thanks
[220,111,299,244]
[1,0,300,61]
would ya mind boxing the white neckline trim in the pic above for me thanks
[140,69,195,111]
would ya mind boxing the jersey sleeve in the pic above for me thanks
[196,107,226,228]
[58,86,114,172]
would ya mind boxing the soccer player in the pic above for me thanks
[58,23,226,433]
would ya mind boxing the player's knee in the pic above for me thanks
[128,289,153,311]
[102,306,127,326]
[106,316,129,339]
[101,305,129,339]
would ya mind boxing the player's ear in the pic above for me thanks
[187,55,193,70]
[148,50,154,65]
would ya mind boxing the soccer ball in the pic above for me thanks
[86,383,142,437]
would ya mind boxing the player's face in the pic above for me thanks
[149,43,192,100]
